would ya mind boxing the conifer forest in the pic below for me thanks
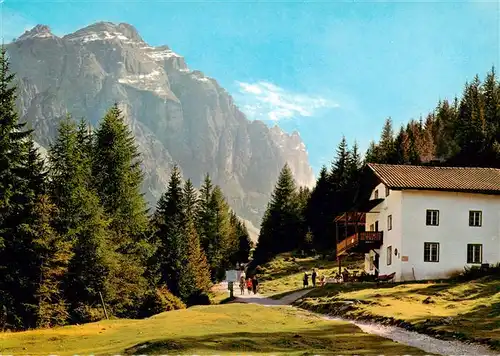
[0,49,252,330]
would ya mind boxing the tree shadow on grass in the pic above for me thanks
[380,279,500,301]
[426,301,500,347]
[122,324,430,355]
[305,278,499,302]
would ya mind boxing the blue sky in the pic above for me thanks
[1,0,499,175]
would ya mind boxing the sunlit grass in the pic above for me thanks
[296,277,500,349]
[0,304,430,355]
[257,253,363,297]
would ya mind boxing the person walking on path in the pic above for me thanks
[252,275,259,294]
[247,277,253,294]
[239,275,246,295]
[311,268,317,287]
[303,272,309,288]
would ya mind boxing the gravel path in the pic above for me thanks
[324,315,497,356]
[235,289,311,305]
[235,290,498,356]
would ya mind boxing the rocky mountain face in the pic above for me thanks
[7,22,315,236]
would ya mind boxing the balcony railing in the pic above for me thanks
[337,231,383,256]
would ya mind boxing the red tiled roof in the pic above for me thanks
[367,163,500,193]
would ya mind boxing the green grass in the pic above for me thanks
[0,304,431,355]
[257,253,363,297]
[295,276,500,349]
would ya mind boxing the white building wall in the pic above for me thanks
[364,183,403,280]
[399,190,500,281]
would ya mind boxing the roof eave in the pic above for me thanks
[388,187,500,195]
[366,163,391,187]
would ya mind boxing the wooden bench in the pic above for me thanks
[376,272,396,282]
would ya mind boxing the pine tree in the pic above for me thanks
[330,138,354,213]
[8,138,51,328]
[0,47,33,221]
[434,100,459,159]
[253,164,300,263]
[393,126,409,164]
[330,136,350,190]
[182,179,199,222]
[378,117,396,163]
[347,141,362,188]
[306,166,333,253]
[231,217,252,264]
[295,186,312,252]
[364,141,380,163]
[0,48,40,329]
[483,67,500,162]
[454,78,487,165]
[405,122,421,164]
[197,173,217,261]
[210,186,234,280]
[93,104,149,240]
[48,116,112,319]
[154,165,186,295]
[30,195,73,328]
[178,219,212,302]
[92,105,152,315]
[77,119,93,165]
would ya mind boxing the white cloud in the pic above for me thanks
[234,81,339,121]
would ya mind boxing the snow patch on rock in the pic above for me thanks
[147,49,182,60]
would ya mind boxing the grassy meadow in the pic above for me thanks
[254,253,500,350]
[295,277,500,349]
[256,252,363,297]
[0,303,430,355]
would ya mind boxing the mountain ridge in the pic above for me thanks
[8,21,316,235]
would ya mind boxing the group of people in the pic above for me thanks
[302,268,326,288]
[239,273,259,295]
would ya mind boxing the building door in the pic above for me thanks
[375,221,379,232]
[374,252,380,277]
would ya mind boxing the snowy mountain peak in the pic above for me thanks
[18,25,56,41]
[63,21,144,45]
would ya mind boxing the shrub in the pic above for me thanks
[186,291,211,307]
[453,263,500,282]
[139,286,186,318]
[72,304,106,323]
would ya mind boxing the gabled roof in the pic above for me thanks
[367,163,500,194]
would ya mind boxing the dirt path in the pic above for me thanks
[234,289,496,356]
[235,289,311,306]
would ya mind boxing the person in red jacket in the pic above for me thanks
[246,277,253,294]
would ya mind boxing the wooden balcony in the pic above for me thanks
[337,231,383,256]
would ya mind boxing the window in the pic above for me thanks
[426,210,439,226]
[387,215,392,231]
[469,211,482,227]
[467,244,482,264]
[424,242,440,262]
[387,246,392,265]
[385,186,390,197]
[374,189,379,199]
[369,223,375,231]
